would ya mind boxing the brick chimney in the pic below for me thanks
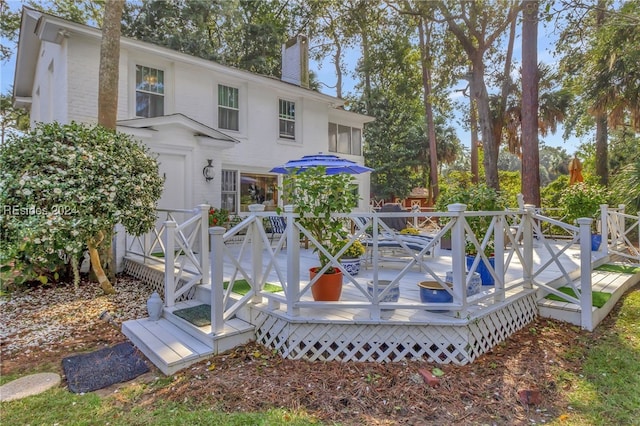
[281,35,309,88]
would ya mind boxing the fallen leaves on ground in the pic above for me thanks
[0,274,621,425]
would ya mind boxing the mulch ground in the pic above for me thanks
[1,274,629,425]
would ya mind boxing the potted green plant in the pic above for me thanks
[435,184,506,285]
[559,182,608,250]
[281,166,359,301]
[337,238,366,276]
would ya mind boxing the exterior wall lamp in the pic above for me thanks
[203,159,214,182]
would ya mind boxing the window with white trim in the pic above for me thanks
[136,65,164,118]
[328,122,362,155]
[279,99,295,139]
[218,85,239,131]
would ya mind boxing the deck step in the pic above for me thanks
[122,318,213,375]
[122,316,255,375]
[537,267,640,330]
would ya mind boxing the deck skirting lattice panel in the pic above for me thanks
[124,258,164,294]
[254,294,538,365]
[467,294,538,358]
[123,258,196,302]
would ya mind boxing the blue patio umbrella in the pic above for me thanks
[269,153,374,175]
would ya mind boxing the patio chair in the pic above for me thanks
[352,214,435,269]
[269,216,287,246]
[268,216,309,249]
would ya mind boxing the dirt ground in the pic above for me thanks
[1,274,628,425]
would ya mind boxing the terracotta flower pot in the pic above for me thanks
[309,267,343,301]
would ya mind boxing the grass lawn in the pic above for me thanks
[2,287,639,424]
[549,289,640,425]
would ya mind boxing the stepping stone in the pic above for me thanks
[0,372,61,402]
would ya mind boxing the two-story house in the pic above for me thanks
[13,7,374,214]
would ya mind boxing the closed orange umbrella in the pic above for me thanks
[569,155,584,185]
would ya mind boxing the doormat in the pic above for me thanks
[173,304,211,327]
[62,342,149,394]
[545,287,612,308]
[595,264,640,275]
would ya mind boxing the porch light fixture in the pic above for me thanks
[203,159,215,182]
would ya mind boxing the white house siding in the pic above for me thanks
[18,9,373,213]
[31,40,68,124]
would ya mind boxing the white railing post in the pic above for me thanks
[522,205,535,289]
[143,231,152,263]
[493,214,505,302]
[198,204,210,286]
[578,218,594,331]
[616,204,626,248]
[164,220,177,307]
[448,203,467,306]
[598,204,608,256]
[209,226,226,334]
[251,216,264,304]
[285,205,300,317]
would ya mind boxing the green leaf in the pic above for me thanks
[432,368,444,377]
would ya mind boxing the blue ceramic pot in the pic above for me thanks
[418,281,452,312]
[466,255,495,286]
[591,234,602,251]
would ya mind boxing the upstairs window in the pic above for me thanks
[218,85,239,131]
[136,65,164,118]
[279,99,296,140]
[328,123,362,155]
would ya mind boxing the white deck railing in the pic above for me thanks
[204,203,602,331]
[125,205,210,307]
[125,201,638,331]
[607,205,640,263]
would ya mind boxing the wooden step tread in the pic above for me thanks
[123,318,214,368]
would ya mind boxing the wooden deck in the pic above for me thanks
[122,240,640,374]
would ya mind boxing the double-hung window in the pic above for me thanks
[135,65,164,118]
[218,85,239,131]
[279,99,295,140]
[328,122,362,155]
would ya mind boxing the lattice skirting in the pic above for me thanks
[254,294,538,365]
[123,258,164,294]
[123,258,196,301]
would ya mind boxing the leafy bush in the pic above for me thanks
[208,207,230,227]
[282,167,359,273]
[0,122,163,290]
[559,182,609,230]
[435,184,506,256]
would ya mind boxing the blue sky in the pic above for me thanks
[310,19,586,156]
[2,2,585,154]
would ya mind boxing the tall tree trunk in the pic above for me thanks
[94,0,124,294]
[418,18,439,202]
[470,95,479,184]
[594,0,608,186]
[98,0,124,128]
[470,56,499,190]
[521,0,540,206]
[333,41,343,99]
[361,31,372,111]
[595,114,608,185]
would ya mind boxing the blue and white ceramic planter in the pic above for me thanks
[340,258,362,276]
[445,271,481,296]
[367,280,400,319]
